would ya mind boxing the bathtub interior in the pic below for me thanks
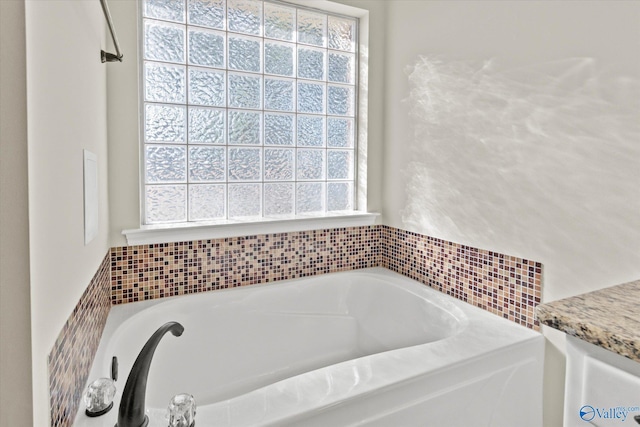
[104,272,467,408]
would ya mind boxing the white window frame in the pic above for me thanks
[124,0,376,245]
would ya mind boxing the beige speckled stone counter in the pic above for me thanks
[536,279,640,363]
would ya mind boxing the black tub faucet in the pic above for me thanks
[116,321,184,427]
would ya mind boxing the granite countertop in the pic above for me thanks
[536,279,640,363]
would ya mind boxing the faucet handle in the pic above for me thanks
[167,393,196,427]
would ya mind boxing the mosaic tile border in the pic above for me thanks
[48,251,111,427]
[110,225,541,330]
[111,226,381,304]
[380,226,542,330]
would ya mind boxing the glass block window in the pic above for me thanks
[141,0,357,223]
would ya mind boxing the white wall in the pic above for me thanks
[0,1,33,424]
[107,0,386,247]
[383,1,640,425]
[24,0,110,424]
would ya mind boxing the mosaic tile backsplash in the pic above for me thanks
[380,226,542,330]
[110,225,541,329]
[50,224,542,426]
[111,227,381,304]
[48,252,111,427]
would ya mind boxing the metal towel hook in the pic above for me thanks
[100,0,123,63]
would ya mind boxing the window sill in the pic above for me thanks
[122,212,380,246]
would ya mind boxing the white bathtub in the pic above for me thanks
[75,267,543,427]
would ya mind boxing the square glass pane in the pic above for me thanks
[189,184,225,220]
[297,115,324,147]
[144,0,185,22]
[264,78,294,111]
[145,104,186,142]
[327,117,354,148]
[228,147,261,181]
[189,68,225,106]
[188,107,225,144]
[328,16,356,52]
[228,36,261,72]
[227,0,262,36]
[328,52,355,84]
[264,183,294,216]
[264,3,295,41]
[296,182,325,214]
[228,73,261,109]
[297,149,325,180]
[189,29,224,68]
[297,82,325,114]
[264,113,294,146]
[228,111,261,145]
[297,10,326,47]
[145,145,187,183]
[327,150,353,180]
[145,185,187,223]
[264,148,294,181]
[145,62,186,103]
[228,183,261,217]
[328,85,354,116]
[297,47,325,81]
[327,182,353,211]
[189,146,225,182]
[188,0,225,29]
[144,20,185,63]
[264,42,294,77]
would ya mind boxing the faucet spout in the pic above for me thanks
[116,321,184,427]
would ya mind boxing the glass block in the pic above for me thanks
[188,0,224,29]
[264,148,294,181]
[264,78,294,111]
[297,47,325,81]
[144,0,185,23]
[328,85,354,116]
[328,16,356,52]
[188,68,225,107]
[228,111,261,145]
[327,150,353,180]
[297,149,325,180]
[228,147,261,181]
[228,183,261,217]
[145,62,186,103]
[145,185,187,223]
[145,145,187,183]
[327,117,354,148]
[264,183,294,216]
[297,82,325,114]
[328,52,355,84]
[189,146,225,182]
[327,182,353,211]
[227,0,262,36]
[189,29,224,68]
[144,20,185,63]
[297,115,324,147]
[264,3,295,41]
[189,184,225,220]
[228,73,261,109]
[188,107,225,144]
[264,114,294,146]
[296,182,325,214]
[228,36,261,72]
[297,10,326,47]
[145,104,186,142]
[264,42,294,77]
